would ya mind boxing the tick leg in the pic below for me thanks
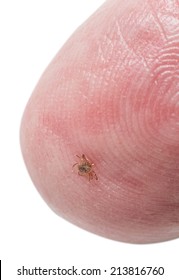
[76,155,81,159]
[72,163,78,168]
[93,171,98,180]
[89,173,92,181]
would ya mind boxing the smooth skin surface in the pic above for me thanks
[20,0,179,243]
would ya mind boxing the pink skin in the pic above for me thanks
[20,0,179,243]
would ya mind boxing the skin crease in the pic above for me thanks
[20,0,179,243]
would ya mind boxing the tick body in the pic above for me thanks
[73,154,98,181]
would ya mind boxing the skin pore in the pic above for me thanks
[20,0,179,243]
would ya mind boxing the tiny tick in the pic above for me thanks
[72,154,98,181]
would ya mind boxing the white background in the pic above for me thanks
[0,0,178,279]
